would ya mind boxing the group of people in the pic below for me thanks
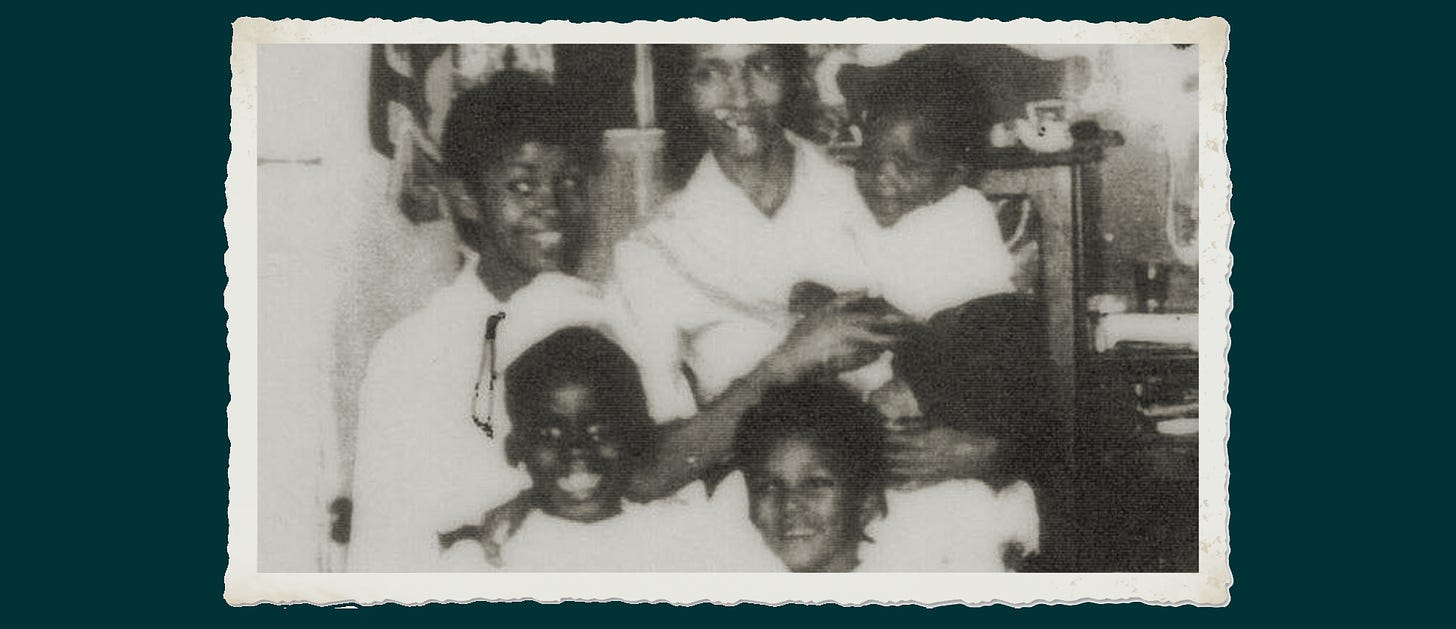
[347,44,1052,573]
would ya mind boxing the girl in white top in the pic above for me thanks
[732,381,1040,573]
[349,72,671,571]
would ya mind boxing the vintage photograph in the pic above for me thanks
[228,17,1230,605]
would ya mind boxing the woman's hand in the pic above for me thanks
[884,426,1001,487]
[761,291,912,384]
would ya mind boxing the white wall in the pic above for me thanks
[256,44,459,571]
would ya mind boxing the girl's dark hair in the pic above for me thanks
[440,69,600,201]
[503,327,655,466]
[733,382,885,498]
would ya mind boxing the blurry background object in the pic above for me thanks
[1134,262,1171,313]
[805,44,861,149]
[1093,312,1198,353]
[989,194,1044,295]
[990,121,1018,148]
[1087,293,1131,315]
[1014,99,1076,153]
[1056,44,1200,304]
[586,126,666,282]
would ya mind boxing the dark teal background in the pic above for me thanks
[20,0,1426,622]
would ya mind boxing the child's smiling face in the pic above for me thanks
[854,114,964,227]
[517,381,637,523]
[471,141,587,275]
[745,434,865,572]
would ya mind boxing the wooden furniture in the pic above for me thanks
[977,127,1123,474]
[979,127,1199,572]
[1075,349,1199,571]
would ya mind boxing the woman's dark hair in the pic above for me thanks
[651,44,815,190]
[733,381,885,498]
[440,70,601,201]
[503,327,655,467]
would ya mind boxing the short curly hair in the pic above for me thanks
[440,69,600,202]
[733,381,885,498]
[503,327,655,468]
[839,50,996,172]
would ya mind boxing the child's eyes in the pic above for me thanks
[508,177,579,195]
[584,425,611,443]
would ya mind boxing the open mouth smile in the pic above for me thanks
[524,230,562,247]
[555,471,603,500]
[779,527,822,541]
[714,109,759,145]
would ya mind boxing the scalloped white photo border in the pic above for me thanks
[225,16,1232,607]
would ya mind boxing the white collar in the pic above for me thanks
[448,248,600,308]
[678,131,829,223]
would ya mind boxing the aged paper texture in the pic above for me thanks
[227,16,1231,606]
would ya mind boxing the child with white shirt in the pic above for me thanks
[797,69,1025,435]
[733,381,1040,572]
[440,327,772,571]
[347,71,612,572]
[845,59,1015,321]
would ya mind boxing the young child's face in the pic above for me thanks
[745,435,864,572]
[516,381,638,522]
[854,114,962,228]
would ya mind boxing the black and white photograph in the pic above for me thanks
[227,17,1230,605]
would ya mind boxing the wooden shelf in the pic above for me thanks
[828,126,1127,172]
[980,129,1126,170]
[1085,347,1199,375]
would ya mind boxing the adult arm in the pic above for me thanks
[627,292,909,501]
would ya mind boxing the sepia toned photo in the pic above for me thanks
[227,17,1231,606]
